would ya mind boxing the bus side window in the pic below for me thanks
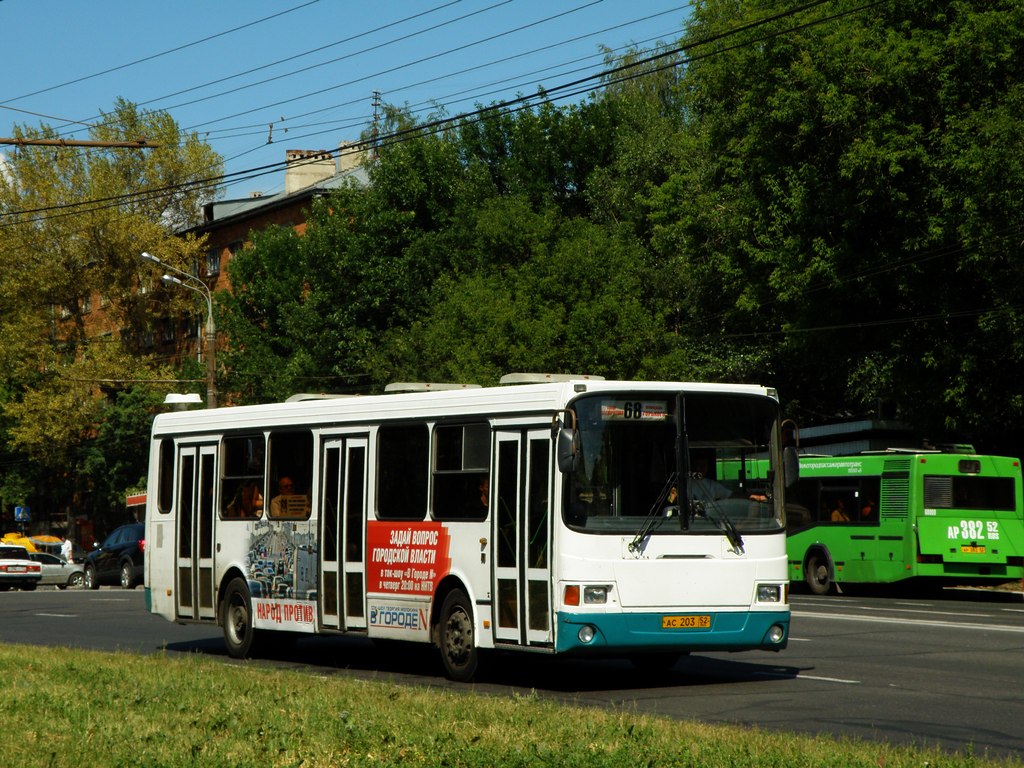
[377,423,429,521]
[856,477,881,524]
[157,438,175,514]
[432,423,490,521]
[820,482,858,524]
[220,435,266,519]
[267,430,313,520]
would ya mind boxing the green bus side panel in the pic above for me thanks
[788,528,911,584]
[785,452,1024,586]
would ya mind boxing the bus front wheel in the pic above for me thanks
[438,588,479,682]
[223,578,257,659]
[804,551,832,595]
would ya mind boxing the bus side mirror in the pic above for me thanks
[557,428,577,474]
[783,446,799,487]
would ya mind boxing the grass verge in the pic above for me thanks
[3,643,1019,768]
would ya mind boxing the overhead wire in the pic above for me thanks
[19,0,986,346]
[0,0,852,226]
[1,0,1008,369]
[0,0,323,110]
[130,0,465,114]
[201,4,691,142]
[9,3,692,200]
[179,0,605,132]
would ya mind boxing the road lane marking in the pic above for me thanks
[35,613,78,618]
[754,670,860,684]
[794,610,1024,633]
[798,674,860,684]
[867,606,989,618]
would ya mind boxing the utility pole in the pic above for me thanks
[371,91,381,162]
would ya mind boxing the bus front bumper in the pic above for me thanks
[555,609,790,655]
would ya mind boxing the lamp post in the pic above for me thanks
[140,252,217,409]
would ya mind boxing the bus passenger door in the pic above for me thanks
[319,435,369,631]
[175,444,218,621]
[492,428,553,648]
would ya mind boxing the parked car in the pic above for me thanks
[83,522,145,590]
[30,537,86,564]
[28,552,84,589]
[0,544,42,591]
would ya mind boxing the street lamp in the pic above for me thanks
[140,251,217,409]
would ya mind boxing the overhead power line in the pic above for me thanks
[0,137,158,149]
[0,0,885,227]
[0,0,323,109]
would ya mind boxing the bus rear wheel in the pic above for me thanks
[223,578,257,659]
[438,588,478,682]
[805,551,832,595]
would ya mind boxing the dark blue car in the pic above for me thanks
[83,522,145,590]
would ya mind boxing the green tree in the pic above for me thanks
[648,0,1024,445]
[378,216,660,383]
[220,100,658,397]
[0,98,222,519]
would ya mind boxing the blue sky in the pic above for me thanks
[1,1,692,199]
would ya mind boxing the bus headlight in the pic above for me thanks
[578,625,596,644]
[756,584,783,603]
[583,585,609,604]
[767,624,786,644]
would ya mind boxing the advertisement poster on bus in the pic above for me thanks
[366,521,452,596]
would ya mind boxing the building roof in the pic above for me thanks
[186,164,369,236]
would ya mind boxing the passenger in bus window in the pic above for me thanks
[243,481,264,517]
[830,499,851,522]
[457,475,489,518]
[226,480,263,518]
[478,476,489,510]
[270,476,309,518]
[859,500,877,521]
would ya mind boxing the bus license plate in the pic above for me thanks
[961,545,986,554]
[662,615,710,629]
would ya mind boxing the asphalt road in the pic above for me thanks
[2,585,1022,759]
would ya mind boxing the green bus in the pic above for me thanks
[781,451,1024,593]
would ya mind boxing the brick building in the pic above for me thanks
[142,145,368,375]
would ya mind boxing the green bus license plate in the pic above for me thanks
[662,615,711,629]
[961,545,986,554]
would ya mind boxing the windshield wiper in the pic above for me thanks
[691,497,745,555]
[628,471,679,555]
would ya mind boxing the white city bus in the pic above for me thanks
[144,376,791,680]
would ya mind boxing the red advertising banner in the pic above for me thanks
[366,521,452,595]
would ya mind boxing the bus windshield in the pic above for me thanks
[563,392,783,535]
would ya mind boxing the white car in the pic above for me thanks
[0,545,42,591]
[27,552,84,589]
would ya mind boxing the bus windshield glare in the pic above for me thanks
[563,392,783,535]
